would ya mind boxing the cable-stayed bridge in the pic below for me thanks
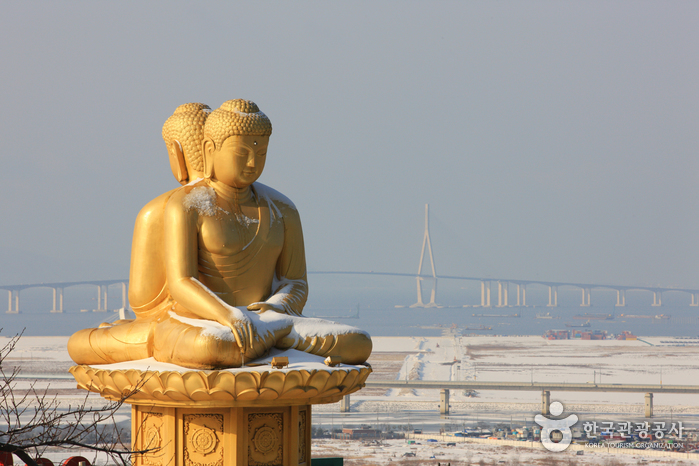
[312,205,699,309]
[3,205,698,313]
[308,270,699,308]
[4,271,697,315]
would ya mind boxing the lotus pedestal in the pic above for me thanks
[70,362,371,466]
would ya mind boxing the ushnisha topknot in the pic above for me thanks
[204,99,273,149]
[162,103,211,172]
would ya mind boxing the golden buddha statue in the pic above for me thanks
[68,99,372,369]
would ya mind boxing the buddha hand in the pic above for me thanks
[223,309,256,350]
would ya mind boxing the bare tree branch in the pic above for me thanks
[0,330,155,466]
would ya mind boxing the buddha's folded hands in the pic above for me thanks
[228,315,254,350]
[213,304,257,349]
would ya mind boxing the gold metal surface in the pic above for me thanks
[270,357,289,369]
[67,99,372,370]
[324,356,341,367]
[69,365,371,407]
[131,403,312,466]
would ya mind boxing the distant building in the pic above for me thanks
[545,329,609,340]
[616,331,637,340]
[341,428,381,439]
[544,330,570,340]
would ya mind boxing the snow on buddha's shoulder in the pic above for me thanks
[253,182,298,211]
[169,178,208,201]
[177,180,224,217]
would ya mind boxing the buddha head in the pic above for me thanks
[203,100,272,188]
[162,103,211,185]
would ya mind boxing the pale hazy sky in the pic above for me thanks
[1,2,697,290]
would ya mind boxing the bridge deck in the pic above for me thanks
[365,380,699,394]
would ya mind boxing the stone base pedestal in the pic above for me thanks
[133,403,311,466]
[70,362,371,466]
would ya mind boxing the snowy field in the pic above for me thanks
[312,437,699,465]
[4,334,699,464]
[367,335,699,407]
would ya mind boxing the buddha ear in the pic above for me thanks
[203,138,215,179]
[167,140,189,185]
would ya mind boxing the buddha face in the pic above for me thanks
[206,135,269,188]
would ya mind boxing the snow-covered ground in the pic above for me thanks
[369,335,699,408]
[312,437,699,465]
[5,334,699,464]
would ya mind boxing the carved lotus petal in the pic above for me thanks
[281,371,304,393]
[305,370,330,392]
[207,371,222,388]
[93,377,121,399]
[319,387,341,398]
[96,370,113,388]
[234,372,259,396]
[321,371,344,394]
[209,371,235,393]
[148,379,167,399]
[69,365,371,405]
[249,371,262,386]
[182,372,208,397]
[159,372,180,389]
[183,372,209,400]
[357,368,371,384]
[68,367,86,389]
[237,389,261,400]
[257,388,279,400]
[126,370,151,398]
[110,371,136,394]
[278,388,307,399]
[261,372,285,395]
[208,389,236,401]
[92,374,108,391]
[161,373,190,401]
[141,372,166,396]
[301,387,319,398]
[189,391,212,401]
[85,377,101,392]
[100,383,123,399]
[339,370,358,391]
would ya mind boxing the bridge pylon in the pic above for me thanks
[410,204,439,308]
[6,289,20,314]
